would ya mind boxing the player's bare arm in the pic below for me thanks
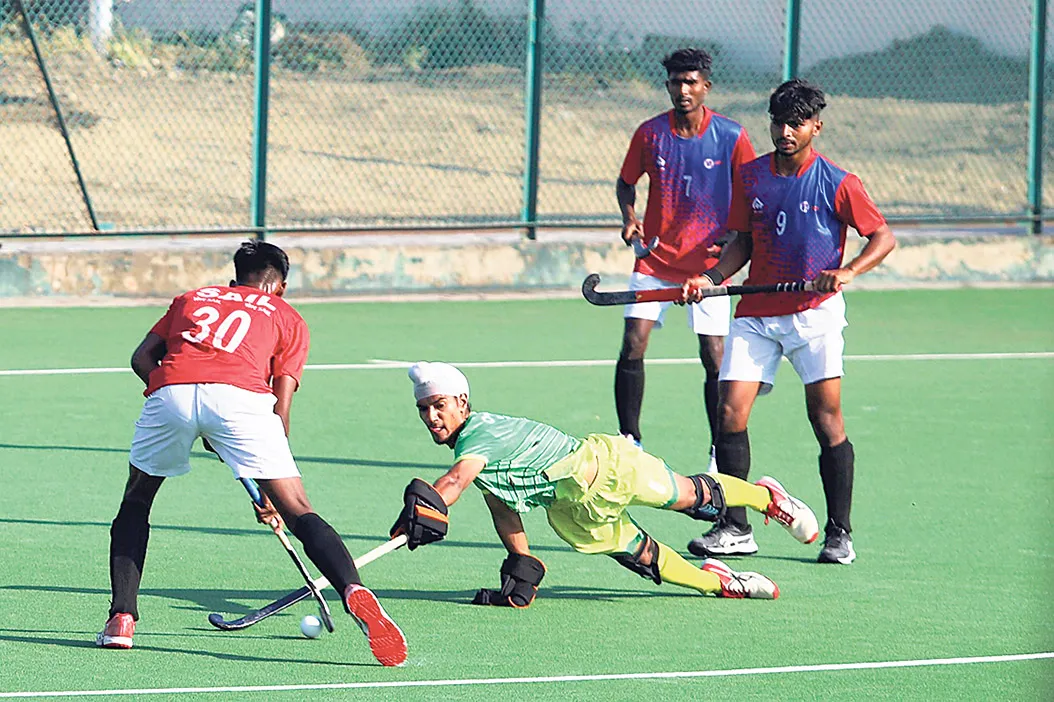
[432,457,486,507]
[130,332,166,386]
[616,177,643,245]
[482,491,531,556]
[271,374,298,436]
[681,230,753,302]
[815,224,896,292]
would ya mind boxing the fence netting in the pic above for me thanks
[0,0,1047,233]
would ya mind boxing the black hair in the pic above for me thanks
[769,78,827,124]
[233,240,290,284]
[662,48,712,78]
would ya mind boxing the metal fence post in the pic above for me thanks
[250,0,273,240]
[521,0,544,240]
[14,0,99,231]
[1028,0,1047,235]
[782,0,802,80]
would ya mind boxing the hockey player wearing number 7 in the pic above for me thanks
[98,241,407,666]
[390,361,820,605]
[681,79,897,565]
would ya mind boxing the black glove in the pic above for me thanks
[471,553,546,608]
[390,478,449,550]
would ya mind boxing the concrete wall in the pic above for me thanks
[0,231,1051,302]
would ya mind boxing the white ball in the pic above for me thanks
[300,614,323,639]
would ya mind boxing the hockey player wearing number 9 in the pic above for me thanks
[682,79,897,566]
[391,361,822,604]
[97,241,407,667]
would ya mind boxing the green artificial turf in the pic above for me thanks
[1,288,1051,700]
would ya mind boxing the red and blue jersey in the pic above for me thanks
[620,108,755,283]
[727,151,887,317]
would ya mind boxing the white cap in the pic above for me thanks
[408,361,470,402]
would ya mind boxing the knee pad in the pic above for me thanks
[679,474,726,522]
[610,532,661,585]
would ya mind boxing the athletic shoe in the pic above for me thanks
[706,445,718,474]
[818,524,856,564]
[755,476,820,544]
[620,434,642,448]
[95,613,135,649]
[344,584,407,667]
[687,520,758,557]
[701,558,779,599]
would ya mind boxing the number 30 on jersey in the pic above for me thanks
[182,307,251,352]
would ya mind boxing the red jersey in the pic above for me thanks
[727,151,887,318]
[620,108,755,283]
[144,285,310,397]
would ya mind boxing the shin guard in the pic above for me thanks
[291,513,360,595]
[109,500,151,620]
[819,439,855,533]
[716,429,751,529]
[614,357,645,441]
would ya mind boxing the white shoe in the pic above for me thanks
[687,521,759,557]
[756,476,819,545]
[702,558,779,599]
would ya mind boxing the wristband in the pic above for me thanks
[701,267,726,285]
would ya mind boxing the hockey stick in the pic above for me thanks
[208,534,407,631]
[631,236,659,258]
[239,478,335,633]
[581,273,815,306]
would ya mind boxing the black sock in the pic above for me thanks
[109,500,151,620]
[614,357,645,441]
[819,439,855,533]
[291,513,360,597]
[703,378,720,446]
[716,429,751,530]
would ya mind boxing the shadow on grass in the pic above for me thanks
[0,629,375,666]
[0,518,572,556]
[0,443,446,471]
[1,579,682,624]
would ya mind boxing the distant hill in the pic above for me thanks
[804,26,1036,104]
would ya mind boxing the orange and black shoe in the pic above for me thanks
[96,613,135,649]
[344,584,407,667]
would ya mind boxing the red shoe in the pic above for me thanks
[702,558,780,599]
[756,476,819,544]
[344,584,407,667]
[96,613,135,649]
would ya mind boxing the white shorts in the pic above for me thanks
[719,292,847,394]
[623,272,731,336]
[129,383,301,480]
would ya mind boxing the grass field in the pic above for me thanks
[1,288,1052,700]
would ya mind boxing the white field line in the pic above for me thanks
[0,352,1052,377]
[1,651,1051,698]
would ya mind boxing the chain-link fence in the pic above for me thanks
[0,0,1049,234]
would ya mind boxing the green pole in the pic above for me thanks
[250,0,273,240]
[783,0,802,80]
[15,0,99,230]
[1028,0,1047,235]
[521,0,545,240]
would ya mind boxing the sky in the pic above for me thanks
[116,0,1042,70]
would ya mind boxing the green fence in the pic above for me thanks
[0,0,1049,236]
